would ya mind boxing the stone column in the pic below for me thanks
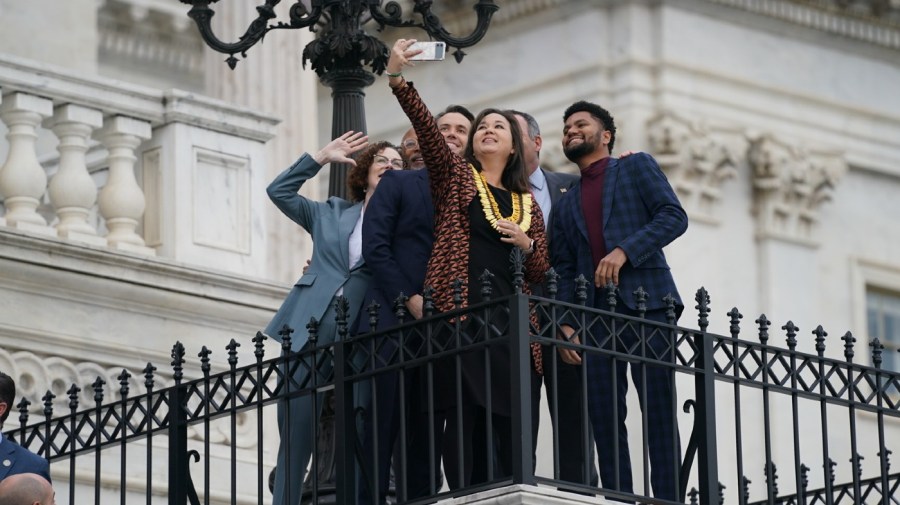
[203,4,320,283]
[96,115,154,255]
[0,92,54,234]
[46,104,105,244]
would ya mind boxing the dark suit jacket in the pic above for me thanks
[360,168,434,331]
[550,153,688,314]
[532,168,578,297]
[0,436,51,482]
[541,168,579,238]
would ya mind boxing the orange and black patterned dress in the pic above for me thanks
[392,82,550,416]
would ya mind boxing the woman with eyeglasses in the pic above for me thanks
[385,39,550,487]
[265,132,403,505]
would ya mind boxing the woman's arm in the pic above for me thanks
[386,39,461,200]
[266,131,368,232]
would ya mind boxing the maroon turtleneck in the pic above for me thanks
[580,156,610,268]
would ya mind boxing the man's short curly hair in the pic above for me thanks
[563,100,617,154]
[346,141,398,202]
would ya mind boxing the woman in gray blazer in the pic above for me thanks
[266,131,404,505]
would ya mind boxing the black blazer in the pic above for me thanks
[360,168,435,331]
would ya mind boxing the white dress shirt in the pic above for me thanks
[529,167,552,230]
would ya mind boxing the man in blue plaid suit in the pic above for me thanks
[550,101,688,501]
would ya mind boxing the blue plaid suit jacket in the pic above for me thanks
[550,153,688,314]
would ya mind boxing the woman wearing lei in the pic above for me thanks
[386,38,550,486]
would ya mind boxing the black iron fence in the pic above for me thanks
[5,268,900,505]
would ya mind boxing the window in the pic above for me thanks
[866,289,900,374]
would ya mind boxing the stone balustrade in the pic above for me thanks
[0,53,279,276]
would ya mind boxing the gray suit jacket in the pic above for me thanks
[264,154,373,351]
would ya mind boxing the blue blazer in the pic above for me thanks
[550,153,688,313]
[264,154,373,350]
[0,436,51,482]
[360,168,434,331]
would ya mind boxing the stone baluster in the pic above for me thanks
[46,104,105,244]
[0,92,54,234]
[95,115,154,255]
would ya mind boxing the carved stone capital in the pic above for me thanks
[748,134,847,245]
[647,112,743,224]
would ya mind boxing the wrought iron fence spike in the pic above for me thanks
[728,307,743,339]
[605,281,617,312]
[870,337,883,369]
[813,325,828,356]
[42,390,56,417]
[143,362,157,390]
[253,331,267,360]
[92,377,105,404]
[423,285,435,316]
[755,314,770,344]
[305,319,317,347]
[199,346,212,374]
[545,267,559,299]
[17,397,30,430]
[664,293,677,324]
[393,291,409,322]
[510,247,525,292]
[335,295,350,339]
[67,384,81,410]
[633,286,648,317]
[452,278,464,308]
[227,339,241,366]
[782,320,798,350]
[574,274,588,306]
[171,342,186,383]
[695,287,710,331]
[841,331,855,362]
[688,487,699,505]
[367,299,381,330]
[479,269,494,299]
[118,369,131,396]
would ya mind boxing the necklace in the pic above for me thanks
[471,165,532,233]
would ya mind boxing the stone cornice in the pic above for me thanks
[438,0,900,52]
[704,0,900,51]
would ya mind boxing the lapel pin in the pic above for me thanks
[2,459,10,467]
[560,188,567,193]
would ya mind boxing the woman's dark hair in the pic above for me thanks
[346,141,397,202]
[463,108,529,194]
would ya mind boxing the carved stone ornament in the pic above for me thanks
[748,134,847,245]
[647,112,743,224]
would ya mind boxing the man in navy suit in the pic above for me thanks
[550,101,687,500]
[510,110,599,488]
[359,105,473,504]
[0,372,50,483]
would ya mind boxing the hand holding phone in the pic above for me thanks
[408,41,446,61]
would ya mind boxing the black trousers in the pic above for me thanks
[533,344,600,487]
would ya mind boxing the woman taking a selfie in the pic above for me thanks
[385,38,550,486]
[265,132,403,505]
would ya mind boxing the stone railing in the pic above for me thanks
[0,53,279,276]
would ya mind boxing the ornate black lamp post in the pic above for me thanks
[180,0,499,199]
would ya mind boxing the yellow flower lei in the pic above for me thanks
[471,165,532,233]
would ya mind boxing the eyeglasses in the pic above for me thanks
[401,139,419,150]
[373,155,404,170]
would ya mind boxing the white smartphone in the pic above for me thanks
[408,41,446,61]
